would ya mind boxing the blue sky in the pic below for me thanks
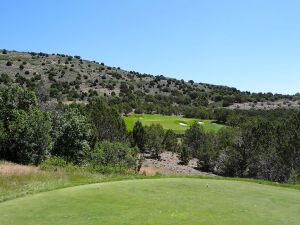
[1,0,300,94]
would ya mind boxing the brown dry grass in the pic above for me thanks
[139,165,161,176]
[0,161,41,176]
[0,161,138,202]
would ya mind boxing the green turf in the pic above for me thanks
[1,178,300,225]
[0,161,146,203]
[124,114,223,133]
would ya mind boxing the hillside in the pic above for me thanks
[1,49,299,113]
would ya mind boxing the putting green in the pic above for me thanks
[1,178,300,225]
[124,114,223,134]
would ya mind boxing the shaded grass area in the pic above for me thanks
[124,114,224,134]
[1,178,300,225]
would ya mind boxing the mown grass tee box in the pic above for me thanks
[1,178,300,225]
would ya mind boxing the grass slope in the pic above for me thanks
[0,161,142,203]
[124,114,223,133]
[1,178,300,225]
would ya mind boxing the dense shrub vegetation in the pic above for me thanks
[0,83,299,183]
[86,141,138,173]
[0,84,137,173]
[182,115,300,182]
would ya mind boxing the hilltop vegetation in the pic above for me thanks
[1,49,299,116]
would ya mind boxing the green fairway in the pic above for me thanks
[1,178,300,225]
[124,114,223,133]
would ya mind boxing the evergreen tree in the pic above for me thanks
[198,132,218,172]
[87,97,127,142]
[183,123,205,158]
[132,121,145,152]
[163,129,177,152]
[144,124,164,158]
[179,144,190,165]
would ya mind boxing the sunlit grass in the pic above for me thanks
[124,114,223,134]
[1,178,300,225]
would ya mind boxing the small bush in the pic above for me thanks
[86,141,138,173]
[6,61,12,66]
[40,156,67,169]
[179,145,190,165]
[0,73,12,84]
[40,156,79,172]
